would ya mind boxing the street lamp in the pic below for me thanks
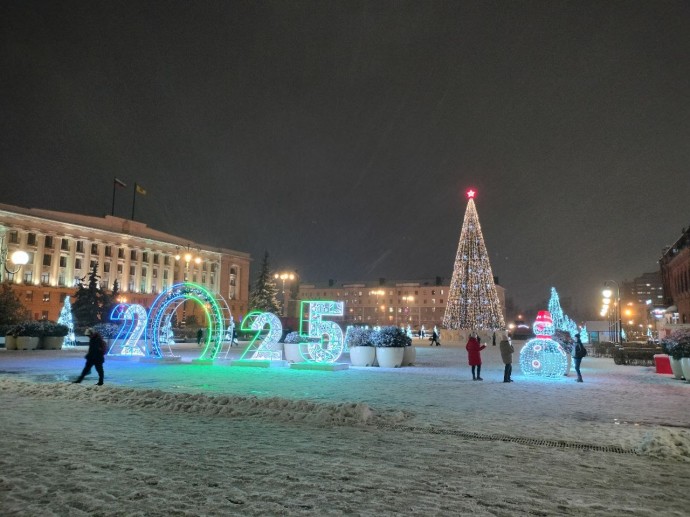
[602,280,622,344]
[0,235,29,283]
[274,271,295,316]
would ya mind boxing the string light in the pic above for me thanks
[239,311,283,360]
[299,301,345,363]
[519,311,568,377]
[443,190,505,331]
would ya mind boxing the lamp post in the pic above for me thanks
[0,235,29,283]
[602,280,622,344]
[274,272,295,317]
[175,245,201,326]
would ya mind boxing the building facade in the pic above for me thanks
[298,279,506,330]
[660,226,690,325]
[0,203,251,322]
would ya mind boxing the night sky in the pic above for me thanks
[2,1,689,318]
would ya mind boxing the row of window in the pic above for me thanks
[8,231,217,271]
[304,289,445,297]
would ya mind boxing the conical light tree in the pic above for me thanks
[547,287,565,330]
[443,190,505,331]
[58,296,76,348]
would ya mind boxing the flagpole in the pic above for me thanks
[112,180,117,216]
[131,183,137,220]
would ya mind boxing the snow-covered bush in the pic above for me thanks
[371,326,411,348]
[662,328,690,359]
[348,327,375,347]
[284,331,303,344]
[93,323,120,339]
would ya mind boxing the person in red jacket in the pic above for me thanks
[466,332,486,380]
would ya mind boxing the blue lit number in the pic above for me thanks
[109,303,147,356]
[239,311,283,361]
[302,301,344,363]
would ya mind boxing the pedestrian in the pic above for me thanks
[466,331,486,380]
[429,329,441,346]
[572,333,587,382]
[499,335,514,382]
[196,328,203,345]
[73,328,106,385]
[492,331,496,346]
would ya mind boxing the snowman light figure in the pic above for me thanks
[519,310,568,377]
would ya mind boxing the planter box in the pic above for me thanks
[41,336,65,350]
[401,345,416,366]
[5,335,17,350]
[669,357,685,380]
[350,346,376,367]
[283,342,304,363]
[16,337,40,350]
[681,358,690,382]
[376,347,404,368]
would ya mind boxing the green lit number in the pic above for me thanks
[300,301,344,363]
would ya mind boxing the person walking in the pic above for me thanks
[572,333,587,382]
[196,328,203,345]
[429,329,441,346]
[466,331,486,380]
[73,328,106,385]
[499,335,514,382]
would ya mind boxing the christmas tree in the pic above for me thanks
[248,251,281,314]
[58,296,76,348]
[547,287,565,330]
[442,190,505,331]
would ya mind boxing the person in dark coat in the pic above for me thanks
[196,328,203,345]
[429,329,441,346]
[73,328,106,385]
[499,336,514,382]
[466,332,486,380]
[572,333,587,382]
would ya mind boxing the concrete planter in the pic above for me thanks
[5,335,17,350]
[401,345,416,366]
[42,336,64,350]
[670,357,684,380]
[16,337,40,350]
[349,346,376,367]
[376,347,404,368]
[681,358,690,382]
[283,342,304,363]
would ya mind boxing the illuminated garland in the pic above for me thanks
[442,191,505,331]
[108,303,147,356]
[58,296,76,348]
[148,282,229,360]
[239,311,283,360]
[299,300,345,363]
[519,311,568,377]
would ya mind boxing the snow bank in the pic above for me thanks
[637,427,690,462]
[0,378,411,427]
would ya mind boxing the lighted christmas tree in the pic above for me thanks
[442,190,505,331]
[58,296,76,348]
[580,324,589,344]
[248,252,281,314]
[547,287,565,330]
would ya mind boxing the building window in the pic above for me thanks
[105,245,112,257]
[128,280,135,292]
[104,262,110,273]
[76,241,84,253]
[141,268,147,277]
[41,273,49,284]
[164,255,170,266]
[163,270,168,280]
[27,233,37,246]
[41,311,49,320]
[140,281,146,292]
[44,236,54,248]
[142,252,149,262]
[152,269,158,279]
[9,231,19,243]
[91,243,98,254]
[117,264,123,274]
[153,254,159,264]
[26,252,35,265]
[90,260,97,269]
[43,292,50,302]
[58,274,66,287]
[24,271,33,283]
[202,274,207,284]
[42,254,51,267]
[130,250,137,261]
[75,258,83,270]
[25,291,33,302]
[59,256,67,267]
[61,238,69,251]
[129,266,135,276]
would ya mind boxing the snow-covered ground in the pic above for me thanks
[1,340,689,515]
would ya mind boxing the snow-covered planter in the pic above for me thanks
[661,330,690,380]
[401,345,416,366]
[283,332,304,363]
[348,327,376,367]
[375,347,404,368]
[371,326,410,368]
